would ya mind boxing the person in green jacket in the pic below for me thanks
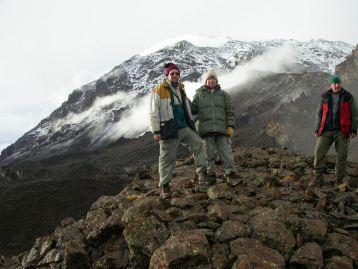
[191,69,239,185]
[310,75,358,188]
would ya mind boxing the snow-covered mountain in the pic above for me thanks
[0,36,354,164]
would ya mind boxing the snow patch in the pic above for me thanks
[140,34,231,56]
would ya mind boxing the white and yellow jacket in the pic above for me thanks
[149,79,195,135]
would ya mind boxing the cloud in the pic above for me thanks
[184,45,296,99]
[221,45,297,91]
[98,95,150,142]
[52,91,135,131]
[51,90,149,148]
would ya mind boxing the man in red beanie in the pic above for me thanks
[149,63,213,199]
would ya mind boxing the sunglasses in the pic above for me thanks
[169,72,180,76]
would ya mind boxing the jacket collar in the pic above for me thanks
[323,88,346,98]
[199,84,222,92]
[162,79,185,91]
[326,88,346,94]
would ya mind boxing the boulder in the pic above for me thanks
[123,215,169,267]
[215,220,251,242]
[149,229,210,269]
[289,242,323,269]
[230,237,285,269]
[324,233,358,263]
[325,256,353,269]
[207,183,236,200]
[251,216,296,260]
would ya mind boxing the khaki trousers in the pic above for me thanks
[159,127,206,187]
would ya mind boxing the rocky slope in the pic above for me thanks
[0,38,353,164]
[1,147,358,269]
[0,133,190,257]
[336,44,358,87]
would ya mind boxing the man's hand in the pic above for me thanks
[351,133,357,138]
[154,134,161,141]
[227,127,234,138]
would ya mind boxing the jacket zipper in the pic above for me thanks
[211,91,216,131]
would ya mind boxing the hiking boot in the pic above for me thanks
[198,171,216,185]
[225,172,242,186]
[160,183,171,199]
[336,178,349,192]
[308,174,324,188]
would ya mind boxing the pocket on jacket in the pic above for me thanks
[160,118,178,140]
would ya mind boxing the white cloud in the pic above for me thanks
[221,45,297,90]
[100,95,150,141]
[184,45,296,99]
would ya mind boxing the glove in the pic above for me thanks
[227,127,234,138]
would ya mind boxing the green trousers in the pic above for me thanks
[159,127,206,187]
[314,130,349,180]
[204,135,236,175]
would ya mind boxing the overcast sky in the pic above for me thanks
[1,0,358,152]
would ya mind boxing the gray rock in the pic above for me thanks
[122,196,167,224]
[324,256,353,269]
[324,233,358,263]
[289,242,323,269]
[251,215,296,260]
[54,220,85,246]
[149,229,210,269]
[21,236,55,268]
[230,237,285,269]
[170,197,196,209]
[38,248,64,265]
[215,220,251,242]
[123,215,169,267]
[208,202,245,221]
[301,218,327,243]
[207,183,236,200]
[93,250,129,269]
[90,195,129,211]
[63,240,90,269]
[210,243,230,269]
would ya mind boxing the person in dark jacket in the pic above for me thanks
[149,63,213,199]
[311,75,358,187]
[191,69,239,185]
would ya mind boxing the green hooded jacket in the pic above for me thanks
[191,84,235,136]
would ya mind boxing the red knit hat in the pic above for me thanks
[164,63,180,76]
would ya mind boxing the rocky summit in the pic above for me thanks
[1,147,357,269]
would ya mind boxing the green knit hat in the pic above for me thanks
[329,75,342,84]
